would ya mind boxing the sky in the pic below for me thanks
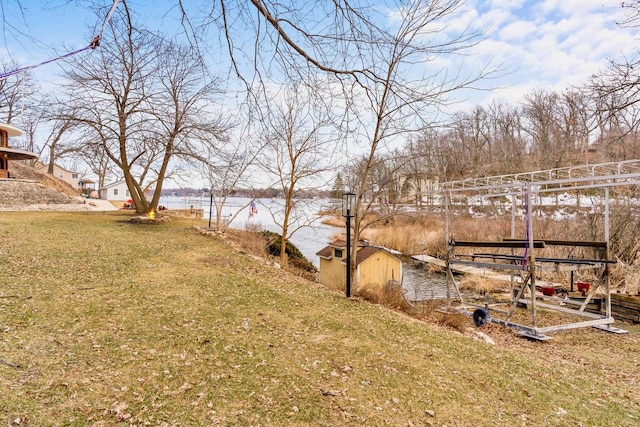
[1,0,637,108]
[449,0,638,108]
[1,0,639,186]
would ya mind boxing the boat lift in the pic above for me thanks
[422,160,640,340]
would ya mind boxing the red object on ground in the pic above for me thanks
[577,282,590,292]
[541,286,555,296]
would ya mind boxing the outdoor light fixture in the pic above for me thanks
[342,192,356,298]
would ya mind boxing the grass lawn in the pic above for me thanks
[1,211,639,426]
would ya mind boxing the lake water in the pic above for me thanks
[159,195,451,301]
[159,196,339,264]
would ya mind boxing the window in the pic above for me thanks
[334,248,343,259]
[72,173,79,179]
[113,189,119,196]
[126,190,130,197]
[58,172,64,179]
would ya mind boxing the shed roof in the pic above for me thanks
[316,242,399,266]
[355,245,384,265]
[316,246,332,259]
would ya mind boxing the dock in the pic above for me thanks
[411,254,640,324]
[410,254,557,287]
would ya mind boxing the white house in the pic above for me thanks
[99,180,130,201]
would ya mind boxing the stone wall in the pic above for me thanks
[0,179,80,206]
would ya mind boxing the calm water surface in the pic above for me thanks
[159,195,450,300]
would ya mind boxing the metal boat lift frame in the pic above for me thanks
[425,160,640,340]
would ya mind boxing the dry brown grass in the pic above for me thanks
[2,211,640,427]
[409,300,472,332]
[340,209,640,294]
[11,162,79,196]
[458,275,509,293]
[320,216,344,227]
[224,227,269,257]
[355,281,413,312]
[359,214,446,254]
[356,281,478,334]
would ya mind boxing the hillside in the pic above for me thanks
[1,211,638,426]
[0,162,84,208]
[9,162,79,196]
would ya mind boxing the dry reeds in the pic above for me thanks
[458,276,507,294]
[356,281,413,312]
[320,216,344,227]
[226,228,269,258]
[410,300,471,332]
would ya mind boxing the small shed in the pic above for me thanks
[78,179,96,195]
[316,240,403,294]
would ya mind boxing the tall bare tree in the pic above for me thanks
[200,132,266,233]
[342,0,493,291]
[60,1,230,213]
[257,84,337,267]
[0,59,39,125]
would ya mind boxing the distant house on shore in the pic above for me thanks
[99,180,130,201]
[397,173,439,205]
[36,162,81,191]
[316,240,403,294]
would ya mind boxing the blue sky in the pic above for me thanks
[1,0,637,109]
[1,0,637,187]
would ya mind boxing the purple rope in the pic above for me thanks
[0,38,99,81]
[522,185,530,269]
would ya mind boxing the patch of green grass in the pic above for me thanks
[1,211,639,426]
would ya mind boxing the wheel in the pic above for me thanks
[473,308,490,327]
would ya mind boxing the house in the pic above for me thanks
[0,123,38,178]
[397,173,439,205]
[316,240,403,294]
[99,180,131,201]
[36,162,81,190]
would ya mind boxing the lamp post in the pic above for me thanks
[342,192,356,298]
[208,191,213,229]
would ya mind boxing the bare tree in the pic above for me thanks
[522,89,592,170]
[0,59,39,125]
[145,41,231,212]
[199,132,266,233]
[77,135,113,188]
[486,100,527,173]
[257,83,337,267]
[60,1,230,213]
[339,0,493,291]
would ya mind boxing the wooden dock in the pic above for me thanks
[611,294,640,323]
[410,254,558,287]
[411,255,640,323]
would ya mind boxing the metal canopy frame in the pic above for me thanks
[425,160,638,340]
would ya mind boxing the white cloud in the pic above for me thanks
[439,0,639,110]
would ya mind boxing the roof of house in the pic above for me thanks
[34,161,78,174]
[316,241,400,266]
[99,180,126,190]
[0,123,23,137]
[355,245,386,265]
[316,246,332,259]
